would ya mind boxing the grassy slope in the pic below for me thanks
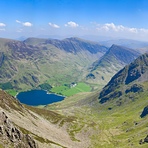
[46,82,148,148]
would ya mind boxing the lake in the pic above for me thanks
[16,90,65,106]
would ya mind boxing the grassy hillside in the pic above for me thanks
[45,83,148,148]
[0,53,148,148]
[0,37,107,92]
[46,53,148,147]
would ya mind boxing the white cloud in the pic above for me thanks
[0,23,6,27]
[16,20,33,27]
[48,22,60,28]
[128,28,137,33]
[65,21,79,28]
[22,22,33,27]
[97,23,138,33]
[139,28,148,33]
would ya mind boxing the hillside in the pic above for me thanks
[0,89,93,148]
[0,52,148,148]
[0,37,107,92]
[99,53,148,103]
[47,53,148,148]
[85,44,140,88]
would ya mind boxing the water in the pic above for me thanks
[16,90,65,106]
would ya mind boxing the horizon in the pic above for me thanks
[0,0,148,41]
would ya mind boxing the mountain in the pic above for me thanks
[0,52,148,148]
[0,37,107,91]
[99,53,148,103]
[44,37,107,54]
[85,44,140,88]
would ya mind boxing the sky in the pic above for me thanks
[0,0,148,41]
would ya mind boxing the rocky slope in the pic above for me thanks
[0,111,37,148]
[0,89,92,148]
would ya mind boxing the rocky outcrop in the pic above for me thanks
[0,111,38,148]
[125,84,143,94]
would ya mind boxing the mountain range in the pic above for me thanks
[0,37,107,91]
[0,37,148,147]
[0,38,148,148]
[1,37,145,94]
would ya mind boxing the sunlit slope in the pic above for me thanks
[0,37,107,91]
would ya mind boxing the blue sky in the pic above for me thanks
[0,0,148,41]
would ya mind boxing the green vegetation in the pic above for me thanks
[6,89,18,96]
[47,85,148,148]
[38,83,52,91]
[0,82,13,90]
[51,82,92,96]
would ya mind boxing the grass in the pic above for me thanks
[6,89,18,96]
[46,81,148,148]
[51,82,92,96]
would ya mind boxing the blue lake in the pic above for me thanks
[16,90,65,106]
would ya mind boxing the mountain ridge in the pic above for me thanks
[99,53,148,103]
[85,44,140,88]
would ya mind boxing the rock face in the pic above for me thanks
[0,111,38,148]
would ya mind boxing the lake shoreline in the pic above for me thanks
[16,89,65,106]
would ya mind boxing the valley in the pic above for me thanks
[0,37,148,148]
[0,37,107,94]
